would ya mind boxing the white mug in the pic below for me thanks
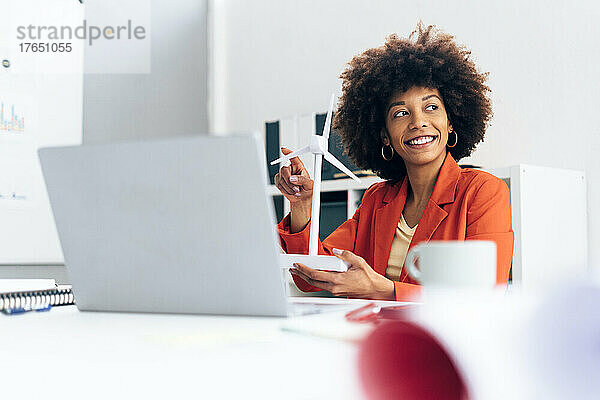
[405,241,497,289]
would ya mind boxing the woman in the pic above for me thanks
[274,23,514,301]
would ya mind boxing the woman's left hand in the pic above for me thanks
[290,249,396,300]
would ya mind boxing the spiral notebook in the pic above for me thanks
[0,280,75,312]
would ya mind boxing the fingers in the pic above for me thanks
[331,248,366,269]
[290,269,333,292]
[293,263,338,283]
[290,263,339,289]
[275,166,297,196]
[275,166,312,198]
[281,147,306,171]
[289,174,313,191]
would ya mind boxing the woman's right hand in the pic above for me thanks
[274,147,313,204]
[274,147,314,233]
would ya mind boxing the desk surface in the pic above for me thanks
[1,303,369,399]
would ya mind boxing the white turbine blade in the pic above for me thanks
[324,152,361,182]
[269,146,310,165]
[322,94,335,139]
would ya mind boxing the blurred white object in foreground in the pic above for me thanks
[416,283,600,399]
[360,282,600,400]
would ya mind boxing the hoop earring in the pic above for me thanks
[381,144,394,161]
[447,130,458,148]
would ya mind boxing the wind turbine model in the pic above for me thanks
[271,94,361,272]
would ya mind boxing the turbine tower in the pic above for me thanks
[271,94,360,271]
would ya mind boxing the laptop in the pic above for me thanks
[39,134,292,316]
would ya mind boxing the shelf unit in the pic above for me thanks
[267,176,383,219]
[486,165,587,288]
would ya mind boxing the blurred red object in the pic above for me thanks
[359,321,469,400]
[345,302,417,324]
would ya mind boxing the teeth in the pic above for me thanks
[407,136,435,145]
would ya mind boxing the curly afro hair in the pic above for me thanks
[333,22,492,181]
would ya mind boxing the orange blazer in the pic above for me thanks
[278,153,514,301]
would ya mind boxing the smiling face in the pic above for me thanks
[383,86,452,170]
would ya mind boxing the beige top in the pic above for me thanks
[385,214,418,281]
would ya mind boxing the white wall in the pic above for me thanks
[210,0,600,272]
[84,0,209,143]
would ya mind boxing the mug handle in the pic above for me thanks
[405,244,422,283]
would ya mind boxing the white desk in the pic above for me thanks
[0,304,369,399]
